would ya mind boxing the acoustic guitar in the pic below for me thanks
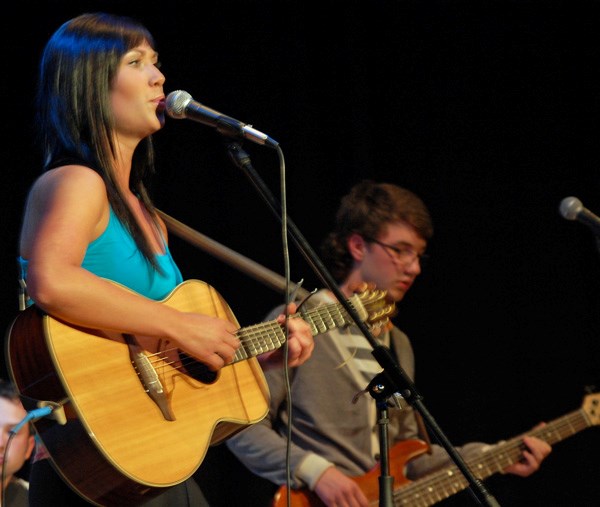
[272,391,600,506]
[6,279,395,506]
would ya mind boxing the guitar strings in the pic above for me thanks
[142,295,390,377]
[141,320,290,376]
[393,408,589,505]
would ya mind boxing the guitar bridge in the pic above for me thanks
[124,334,175,421]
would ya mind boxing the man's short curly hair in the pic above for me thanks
[0,378,20,402]
[320,180,433,282]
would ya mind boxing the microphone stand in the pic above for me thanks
[225,141,500,507]
[372,386,394,507]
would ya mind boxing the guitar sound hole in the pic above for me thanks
[178,351,218,384]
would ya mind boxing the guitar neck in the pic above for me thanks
[232,295,364,363]
[394,407,592,506]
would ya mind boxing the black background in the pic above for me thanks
[1,1,599,506]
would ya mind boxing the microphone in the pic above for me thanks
[10,401,67,434]
[559,196,600,236]
[165,90,279,149]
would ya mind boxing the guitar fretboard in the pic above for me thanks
[233,295,365,362]
[394,408,593,506]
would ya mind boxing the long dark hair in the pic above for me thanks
[36,12,160,267]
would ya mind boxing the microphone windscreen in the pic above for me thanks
[166,90,192,119]
[559,196,582,220]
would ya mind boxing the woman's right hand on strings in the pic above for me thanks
[171,312,241,371]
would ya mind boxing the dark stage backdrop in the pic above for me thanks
[1,1,599,506]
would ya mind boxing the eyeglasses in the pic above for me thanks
[364,237,429,267]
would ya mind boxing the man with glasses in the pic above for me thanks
[225,180,551,507]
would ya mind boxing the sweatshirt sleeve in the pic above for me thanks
[226,363,331,489]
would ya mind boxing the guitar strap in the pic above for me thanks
[157,209,310,299]
[415,411,433,454]
[389,326,433,455]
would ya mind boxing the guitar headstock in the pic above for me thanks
[582,392,600,426]
[349,282,397,335]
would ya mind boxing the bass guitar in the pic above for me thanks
[273,391,600,506]
[6,279,395,506]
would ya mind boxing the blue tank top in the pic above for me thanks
[19,207,183,302]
